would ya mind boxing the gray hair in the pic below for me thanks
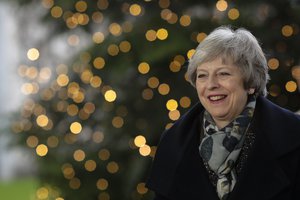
[187,26,270,96]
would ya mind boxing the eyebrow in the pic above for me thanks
[196,66,230,72]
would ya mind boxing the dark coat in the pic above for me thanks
[146,96,300,200]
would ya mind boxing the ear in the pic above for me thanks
[248,88,255,95]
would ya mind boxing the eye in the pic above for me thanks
[197,74,207,79]
[218,71,231,76]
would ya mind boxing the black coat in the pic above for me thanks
[146,96,300,200]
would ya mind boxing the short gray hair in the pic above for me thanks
[187,26,270,96]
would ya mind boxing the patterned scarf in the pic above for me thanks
[199,96,256,200]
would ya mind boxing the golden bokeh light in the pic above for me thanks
[134,135,146,147]
[97,0,109,10]
[90,76,102,88]
[282,25,293,37]
[197,32,207,43]
[21,83,34,95]
[228,8,240,20]
[142,88,154,100]
[92,12,104,23]
[83,102,95,114]
[93,57,105,69]
[73,149,86,162]
[104,90,117,102]
[187,49,195,59]
[119,41,131,53]
[136,182,148,194]
[67,104,79,116]
[106,161,119,174]
[285,81,297,92]
[92,131,104,143]
[169,110,180,121]
[156,28,168,40]
[51,6,63,18]
[85,160,97,172]
[139,144,151,156]
[70,122,82,134]
[292,66,300,80]
[62,164,75,179]
[268,58,280,70]
[107,44,119,56]
[158,83,170,95]
[96,178,108,190]
[57,74,69,87]
[174,55,185,65]
[145,29,157,41]
[81,69,93,84]
[129,4,142,16]
[109,23,122,36]
[112,116,124,128]
[161,9,172,20]
[169,61,181,72]
[98,149,110,161]
[36,144,48,157]
[158,0,170,8]
[69,177,81,189]
[27,48,40,61]
[138,62,150,74]
[26,135,39,148]
[216,0,228,11]
[147,77,160,88]
[179,15,191,27]
[166,99,178,111]
[41,0,54,9]
[93,32,105,44]
[36,114,49,127]
[180,96,191,108]
[75,1,88,12]
[36,187,49,199]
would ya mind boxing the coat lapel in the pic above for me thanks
[229,128,290,200]
[168,116,219,200]
[229,96,299,200]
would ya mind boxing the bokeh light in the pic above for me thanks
[104,90,117,102]
[70,122,82,134]
[27,48,40,61]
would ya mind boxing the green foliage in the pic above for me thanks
[0,178,38,200]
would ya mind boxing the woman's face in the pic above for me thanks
[196,57,248,128]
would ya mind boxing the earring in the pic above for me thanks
[248,88,255,94]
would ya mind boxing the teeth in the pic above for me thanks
[209,95,225,101]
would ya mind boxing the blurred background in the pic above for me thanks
[0,0,299,200]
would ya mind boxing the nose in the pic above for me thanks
[207,75,219,90]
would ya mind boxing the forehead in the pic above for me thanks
[197,57,235,70]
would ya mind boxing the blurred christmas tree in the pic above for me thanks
[10,0,300,200]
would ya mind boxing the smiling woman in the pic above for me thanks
[146,26,300,200]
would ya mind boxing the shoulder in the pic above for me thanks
[146,103,204,193]
[255,96,300,156]
[256,96,300,129]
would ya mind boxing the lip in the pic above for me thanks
[207,94,227,103]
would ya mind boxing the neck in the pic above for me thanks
[213,119,230,129]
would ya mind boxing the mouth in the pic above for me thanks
[207,95,227,102]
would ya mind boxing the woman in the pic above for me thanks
[146,26,300,200]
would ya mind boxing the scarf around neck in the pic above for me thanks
[199,95,256,200]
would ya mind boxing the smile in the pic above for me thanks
[208,95,227,101]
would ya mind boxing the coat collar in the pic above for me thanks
[146,96,300,200]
